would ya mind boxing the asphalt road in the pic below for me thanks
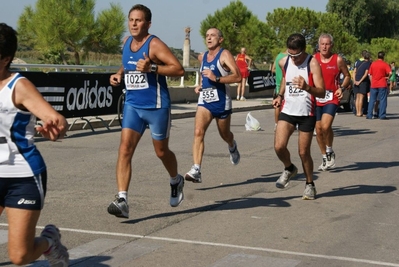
[1,95,399,267]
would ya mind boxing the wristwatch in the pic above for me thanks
[150,63,158,73]
[215,76,220,82]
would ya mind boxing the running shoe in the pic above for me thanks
[41,225,69,267]
[276,165,298,188]
[229,140,240,165]
[185,165,202,183]
[302,183,317,200]
[326,152,336,169]
[240,96,246,101]
[170,174,184,207]
[107,196,129,218]
[318,157,328,171]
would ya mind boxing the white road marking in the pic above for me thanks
[1,223,398,267]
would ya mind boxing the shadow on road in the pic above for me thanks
[331,161,399,173]
[317,184,396,198]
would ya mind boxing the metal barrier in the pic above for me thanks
[11,63,200,87]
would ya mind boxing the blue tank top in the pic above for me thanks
[122,35,170,109]
[198,48,231,113]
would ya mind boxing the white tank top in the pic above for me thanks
[281,55,317,116]
[0,73,46,177]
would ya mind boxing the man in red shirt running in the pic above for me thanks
[366,51,391,120]
[314,34,351,171]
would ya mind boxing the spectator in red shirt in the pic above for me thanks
[366,51,391,120]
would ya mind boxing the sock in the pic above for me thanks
[43,237,54,254]
[170,174,181,185]
[326,146,333,153]
[322,154,327,159]
[306,181,315,186]
[229,141,236,152]
[285,164,294,172]
[118,191,127,202]
[193,164,200,171]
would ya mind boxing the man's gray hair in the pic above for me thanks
[318,33,334,45]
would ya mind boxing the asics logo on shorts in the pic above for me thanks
[17,198,36,205]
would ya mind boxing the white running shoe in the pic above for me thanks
[170,174,184,207]
[276,165,298,188]
[107,196,129,218]
[318,157,328,171]
[229,140,240,165]
[326,152,336,169]
[41,225,69,267]
[240,96,246,101]
[185,165,202,183]
[302,183,317,200]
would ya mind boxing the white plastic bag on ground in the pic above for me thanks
[245,112,261,131]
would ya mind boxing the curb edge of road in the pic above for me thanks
[66,104,273,132]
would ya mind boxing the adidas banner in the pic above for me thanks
[248,70,276,92]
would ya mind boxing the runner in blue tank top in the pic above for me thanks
[184,27,242,184]
[108,4,185,218]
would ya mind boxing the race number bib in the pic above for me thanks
[286,82,305,96]
[0,137,10,163]
[316,90,333,103]
[125,71,149,90]
[201,87,219,103]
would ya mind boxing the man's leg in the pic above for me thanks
[297,131,314,183]
[378,87,388,119]
[275,119,297,188]
[192,107,213,165]
[108,128,141,218]
[216,114,240,165]
[185,106,213,183]
[153,137,178,177]
[274,120,295,167]
[298,130,317,200]
[116,129,141,192]
[367,88,377,118]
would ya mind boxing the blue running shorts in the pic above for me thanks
[122,104,171,140]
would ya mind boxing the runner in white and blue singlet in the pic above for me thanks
[0,23,69,266]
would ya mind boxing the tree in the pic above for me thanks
[368,38,399,63]
[315,12,358,57]
[327,0,399,42]
[199,0,275,62]
[265,7,359,59]
[17,0,125,65]
[266,7,320,48]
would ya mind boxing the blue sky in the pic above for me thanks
[1,0,328,52]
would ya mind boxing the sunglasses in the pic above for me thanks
[287,50,303,58]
